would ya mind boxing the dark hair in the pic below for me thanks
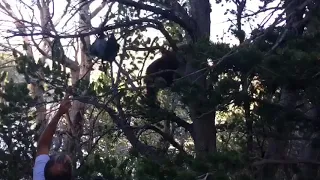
[44,153,72,180]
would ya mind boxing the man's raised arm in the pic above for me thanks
[36,99,71,156]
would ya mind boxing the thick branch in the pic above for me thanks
[109,0,194,37]
[8,18,160,38]
[76,97,165,163]
[91,1,107,18]
[124,46,162,51]
[146,104,193,135]
[143,125,187,154]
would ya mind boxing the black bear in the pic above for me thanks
[144,49,182,100]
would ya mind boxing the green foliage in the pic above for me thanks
[77,154,133,180]
[0,79,35,180]
[15,53,70,101]
[132,151,251,180]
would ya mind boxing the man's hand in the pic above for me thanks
[58,98,72,115]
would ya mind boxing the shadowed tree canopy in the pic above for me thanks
[0,0,320,179]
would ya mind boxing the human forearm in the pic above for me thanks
[36,111,63,154]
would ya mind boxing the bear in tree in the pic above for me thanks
[144,48,182,101]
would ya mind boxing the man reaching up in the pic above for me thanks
[33,98,73,180]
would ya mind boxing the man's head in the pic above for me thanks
[44,153,72,180]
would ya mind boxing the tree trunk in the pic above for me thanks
[0,1,47,145]
[66,0,92,167]
[189,0,211,38]
[188,0,216,157]
[297,97,320,179]
[298,133,320,180]
[191,109,217,156]
[37,0,52,147]
[262,87,297,179]
[241,75,253,154]
[261,0,308,178]
[294,2,320,179]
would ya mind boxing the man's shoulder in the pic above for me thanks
[35,154,50,162]
[33,154,50,180]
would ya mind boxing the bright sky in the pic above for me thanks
[0,0,281,81]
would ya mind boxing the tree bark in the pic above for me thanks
[241,75,253,155]
[297,133,320,180]
[262,88,297,179]
[261,0,309,178]
[0,1,47,145]
[188,0,216,157]
[66,0,92,167]
[189,0,211,39]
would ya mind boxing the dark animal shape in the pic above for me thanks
[144,50,181,99]
[90,33,120,63]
